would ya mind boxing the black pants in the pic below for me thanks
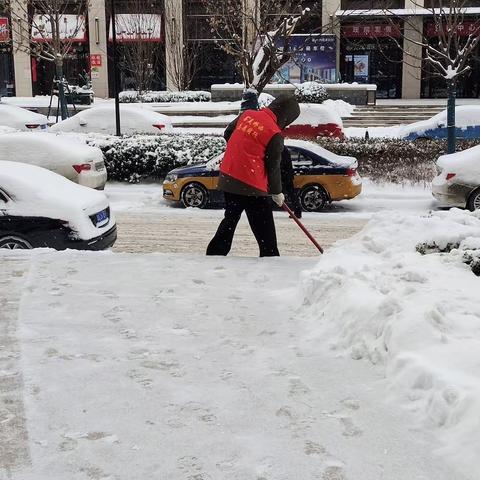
[206,192,279,257]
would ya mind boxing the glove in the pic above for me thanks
[272,193,285,207]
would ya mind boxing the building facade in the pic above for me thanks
[0,0,479,99]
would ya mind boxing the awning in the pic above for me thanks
[336,7,480,18]
[31,14,87,42]
[109,14,162,43]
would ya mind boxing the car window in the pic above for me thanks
[290,150,313,168]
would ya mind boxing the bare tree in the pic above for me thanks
[203,0,324,96]
[108,1,163,94]
[3,0,87,119]
[381,0,480,152]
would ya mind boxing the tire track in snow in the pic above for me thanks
[0,254,32,475]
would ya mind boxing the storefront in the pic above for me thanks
[30,13,90,96]
[108,13,165,94]
[340,22,403,99]
[421,19,480,99]
[0,16,15,97]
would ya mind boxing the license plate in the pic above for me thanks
[95,162,104,171]
[41,124,47,130]
[95,209,109,226]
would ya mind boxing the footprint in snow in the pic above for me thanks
[322,465,348,480]
[339,417,363,437]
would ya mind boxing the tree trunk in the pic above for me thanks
[447,79,456,154]
[55,58,69,121]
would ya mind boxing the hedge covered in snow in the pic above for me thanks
[119,90,211,103]
[294,82,328,104]
[98,134,225,182]
[94,133,480,184]
[315,137,480,184]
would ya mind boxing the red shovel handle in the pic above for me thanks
[282,203,324,254]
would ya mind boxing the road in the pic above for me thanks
[113,211,368,256]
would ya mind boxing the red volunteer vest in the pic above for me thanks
[220,108,281,192]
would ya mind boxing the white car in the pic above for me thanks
[50,104,173,135]
[432,144,480,211]
[0,161,116,250]
[0,132,107,189]
[0,103,49,131]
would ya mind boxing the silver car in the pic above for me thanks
[432,146,480,211]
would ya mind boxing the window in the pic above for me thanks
[289,149,314,168]
[341,0,404,8]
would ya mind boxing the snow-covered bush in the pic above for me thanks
[315,138,480,184]
[99,134,225,182]
[294,81,328,104]
[119,90,211,103]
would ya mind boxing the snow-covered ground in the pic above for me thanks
[106,179,437,218]
[2,208,478,479]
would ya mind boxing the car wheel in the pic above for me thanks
[181,183,209,209]
[0,236,33,250]
[300,185,327,212]
[467,189,480,211]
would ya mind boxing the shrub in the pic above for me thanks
[294,82,328,104]
[315,137,480,184]
[119,90,211,103]
[98,133,225,182]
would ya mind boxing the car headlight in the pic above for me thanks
[165,173,178,182]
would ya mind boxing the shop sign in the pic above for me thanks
[90,54,102,68]
[31,14,87,42]
[342,23,401,38]
[271,34,337,84]
[426,22,480,38]
[109,14,162,42]
[0,17,9,43]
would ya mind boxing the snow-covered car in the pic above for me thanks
[50,104,173,135]
[404,106,480,141]
[163,139,361,211]
[0,103,49,131]
[0,132,107,189]
[285,104,344,139]
[432,144,480,211]
[0,161,116,250]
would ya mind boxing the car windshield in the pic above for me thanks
[206,153,224,171]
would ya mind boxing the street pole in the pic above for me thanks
[447,79,456,154]
[110,0,121,136]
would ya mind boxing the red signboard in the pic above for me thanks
[90,54,102,68]
[0,17,9,43]
[342,23,401,38]
[426,22,480,38]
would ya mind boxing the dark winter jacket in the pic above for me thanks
[218,95,300,196]
[280,147,302,217]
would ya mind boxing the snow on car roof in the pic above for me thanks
[285,139,356,166]
[437,144,480,183]
[402,105,480,136]
[0,132,103,164]
[0,160,105,208]
[50,103,173,135]
[0,103,49,124]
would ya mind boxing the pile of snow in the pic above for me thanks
[119,90,211,103]
[0,161,113,240]
[0,125,17,134]
[50,104,173,135]
[437,144,480,185]
[0,103,49,131]
[300,209,480,476]
[294,81,328,103]
[323,99,355,118]
[293,104,343,127]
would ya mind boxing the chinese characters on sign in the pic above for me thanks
[272,34,337,84]
[90,54,102,79]
[426,22,480,37]
[342,23,401,38]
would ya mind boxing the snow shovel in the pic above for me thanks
[282,203,324,254]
